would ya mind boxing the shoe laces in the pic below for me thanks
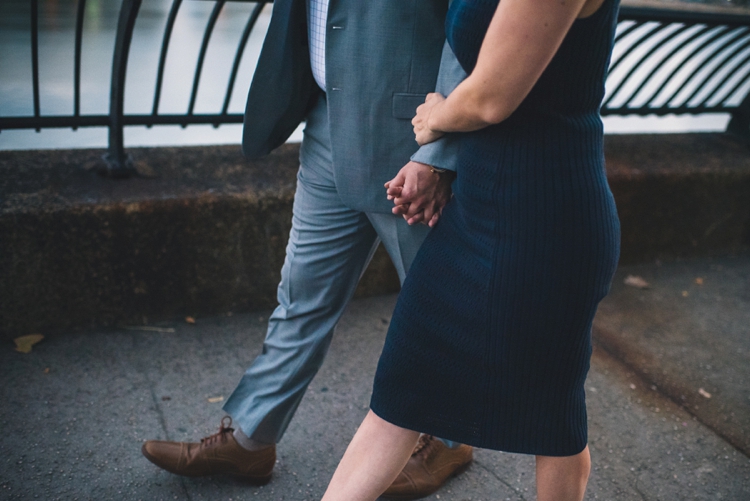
[200,416,235,448]
[412,434,438,458]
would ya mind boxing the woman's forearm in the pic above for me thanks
[426,0,591,134]
[426,76,512,133]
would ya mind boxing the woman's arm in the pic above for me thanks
[413,0,595,144]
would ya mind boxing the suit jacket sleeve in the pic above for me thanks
[410,41,467,172]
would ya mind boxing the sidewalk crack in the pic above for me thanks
[130,331,172,442]
[473,460,528,500]
[149,384,171,442]
[634,477,649,501]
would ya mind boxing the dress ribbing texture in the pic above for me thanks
[370,0,622,456]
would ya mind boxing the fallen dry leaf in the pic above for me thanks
[14,334,44,354]
[207,396,224,403]
[695,277,704,285]
[185,316,196,324]
[698,388,712,399]
[624,275,649,289]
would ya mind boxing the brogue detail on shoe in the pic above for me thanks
[141,416,275,484]
[382,435,473,500]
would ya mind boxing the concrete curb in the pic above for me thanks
[605,133,750,263]
[2,133,749,338]
[0,144,400,339]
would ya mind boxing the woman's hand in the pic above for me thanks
[412,93,446,146]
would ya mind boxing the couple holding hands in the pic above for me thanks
[143,0,621,499]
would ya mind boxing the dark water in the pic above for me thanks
[0,0,734,150]
[0,0,275,149]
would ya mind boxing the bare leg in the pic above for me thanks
[536,446,591,501]
[322,410,420,501]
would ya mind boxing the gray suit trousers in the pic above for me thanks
[223,94,431,443]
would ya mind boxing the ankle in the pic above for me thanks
[233,427,274,452]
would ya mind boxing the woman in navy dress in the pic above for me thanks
[323,0,621,498]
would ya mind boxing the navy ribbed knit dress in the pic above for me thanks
[370,0,622,456]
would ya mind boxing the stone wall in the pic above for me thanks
[2,134,749,339]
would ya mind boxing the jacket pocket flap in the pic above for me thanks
[392,93,426,119]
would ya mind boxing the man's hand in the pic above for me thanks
[385,161,453,227]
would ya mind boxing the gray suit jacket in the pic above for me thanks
[242,0,461,212]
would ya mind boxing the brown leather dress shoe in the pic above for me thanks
[141,417,275,484]
[382,435,473,500]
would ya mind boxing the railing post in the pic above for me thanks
[31,0,41,131]
[727,92,750,143]
[101,0,142,178]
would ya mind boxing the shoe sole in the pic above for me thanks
[380,459,473,500]
[141,443,273,485]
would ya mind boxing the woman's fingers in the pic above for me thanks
[428,211,441,228]
[386,185,403,201]
[406,210,426,225]
[392,203,409,216]
[416,128,444,146]
[425,92,445,104]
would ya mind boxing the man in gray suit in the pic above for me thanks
[142,0,469,497]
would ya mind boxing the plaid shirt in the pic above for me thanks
[307,0,329,90]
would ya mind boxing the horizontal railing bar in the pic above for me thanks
[123,114,245,125]
[619,6,750,27]
[0,114,245,130]
[601,105,733,115]
[0,116,111,129]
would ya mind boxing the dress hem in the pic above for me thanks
[369,402,588,458]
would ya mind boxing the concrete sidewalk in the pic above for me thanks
[595,254,750,458]
[2,256,750,500]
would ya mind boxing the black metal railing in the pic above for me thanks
[602,6,750,137]
[1,0,269,177]
[2,1,750,177]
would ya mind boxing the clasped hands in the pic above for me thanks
[384,93,451,228]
